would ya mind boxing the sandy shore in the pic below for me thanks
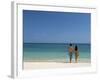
[24,62,91,69]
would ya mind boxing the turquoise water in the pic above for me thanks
[23,43,91,63]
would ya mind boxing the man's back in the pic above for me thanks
[68,46,73,53]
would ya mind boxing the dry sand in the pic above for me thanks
[24,62,91,69]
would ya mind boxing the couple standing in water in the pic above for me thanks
[68,43,79,63]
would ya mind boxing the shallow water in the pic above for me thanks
[23,43,91,63]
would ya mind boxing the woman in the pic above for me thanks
[74,45,79,63]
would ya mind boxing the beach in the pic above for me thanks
[23,43,91,69]
[24,62,91,69]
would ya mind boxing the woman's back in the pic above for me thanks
[75,45,78,51]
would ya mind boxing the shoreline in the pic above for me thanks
[24,62,91,69]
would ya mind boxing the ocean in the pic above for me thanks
[23,43,91,63]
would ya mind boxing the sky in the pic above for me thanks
[23,10,91,43]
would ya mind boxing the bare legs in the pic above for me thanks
[75,56,78,63]
[69,53,72,63]
[69,53,79,63]
[75,53,79,63]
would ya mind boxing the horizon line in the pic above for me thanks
[23,42,91,44]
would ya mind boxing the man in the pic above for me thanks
[68,43,74,63]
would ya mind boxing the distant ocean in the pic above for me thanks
[23,43,91,63]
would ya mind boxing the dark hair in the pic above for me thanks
[75,45,78,51]
[69,43,72,46]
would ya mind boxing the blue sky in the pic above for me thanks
[23,10,90,43]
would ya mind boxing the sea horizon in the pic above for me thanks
[23,43,91,44]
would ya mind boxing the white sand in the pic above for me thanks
[24,62,91,69]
